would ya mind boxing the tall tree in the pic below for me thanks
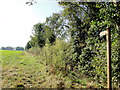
[59,2,89,68]
[45,13,69,40]
[32,23,46,48]
[59,1,120,85]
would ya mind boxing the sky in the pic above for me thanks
[0,0,62,48]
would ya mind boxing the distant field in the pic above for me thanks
[1,50,23,66]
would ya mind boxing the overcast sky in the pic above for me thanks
[0,0,62,48]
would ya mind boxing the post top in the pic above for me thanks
[106,26,109,29]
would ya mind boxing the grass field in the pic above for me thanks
[1,50,103,88]
[1,50,47,88]
[1,50,71,88]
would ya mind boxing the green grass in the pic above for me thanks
[1,50,23,65]
[1,50,46,88]
[1,50,101,88]
[1,50,64,88]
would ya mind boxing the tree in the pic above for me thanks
[25,41,32,50]
[1,47,5,50]
[32,23,46,48]
[1,46,14,50]
[59,1,120,85]
[59,2,89,69]
[44,25,56,45]
[45,13,69,40]
[16,47,24,51]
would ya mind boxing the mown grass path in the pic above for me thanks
[1,50,47,88]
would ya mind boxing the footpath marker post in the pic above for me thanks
[100,27,112,89]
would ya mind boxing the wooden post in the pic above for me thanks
[106,27,112,89]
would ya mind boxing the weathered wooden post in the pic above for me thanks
[100,27,112,89]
